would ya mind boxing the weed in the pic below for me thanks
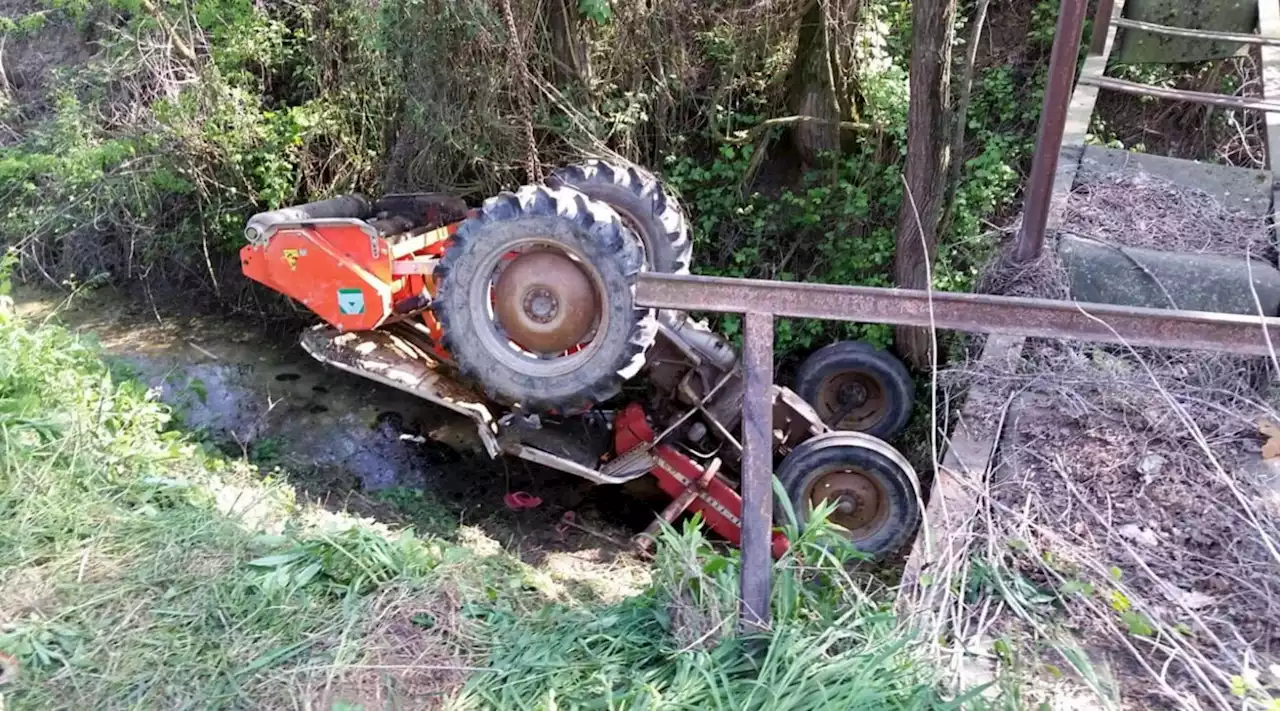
[249,434,285,464]
[458,511,969,710]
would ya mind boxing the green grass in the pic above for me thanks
[457,516,968,710]
[0,307,498,707]
[0,304,975,709]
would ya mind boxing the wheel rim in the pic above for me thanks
[803,467,889,539]
[493,250,598,353]
[468,237,609,378]
[814,372,887,431]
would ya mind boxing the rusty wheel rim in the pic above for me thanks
[814,372,887,432]
[804,467,889,539]
[468,238,608,378]
[493,250,599,354]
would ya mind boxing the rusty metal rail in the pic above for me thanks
[1013,0,1091,262]
[1078,75,1280,112]
[635,272,1280,628]
[1018,0,1280,260]
[739,311,774,630]
[637,273,1280,357]
[1112,17,1280,47]
[1089,0,1118,55]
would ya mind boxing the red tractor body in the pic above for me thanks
[239,166,923,561]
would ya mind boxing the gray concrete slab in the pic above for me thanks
[1059,233,1280,316]
[1076,146,1273,218]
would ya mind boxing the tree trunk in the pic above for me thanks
[893,0,956,369]
[940,0,991,237]
[545,0,591,89]
[785,0,842,167]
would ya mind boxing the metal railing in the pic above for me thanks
[1017,0,1280,261]
[638,0,1280,634]
[635,273,1280,628]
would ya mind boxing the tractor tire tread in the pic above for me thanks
[547,159,692,274]
[435,184,657,414]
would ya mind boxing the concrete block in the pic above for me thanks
[1058,234,1280,316]
[1077,146,1273,219]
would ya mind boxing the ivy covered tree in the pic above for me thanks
[894,0,956,368]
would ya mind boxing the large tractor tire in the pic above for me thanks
[435,185,658,414]
[775,431,922,560]
[547,160,692,274]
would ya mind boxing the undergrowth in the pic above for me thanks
[0,0,1061,361]
[0,293,983,708]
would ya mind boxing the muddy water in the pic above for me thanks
[14,287,654,601]
[15,287,487,493]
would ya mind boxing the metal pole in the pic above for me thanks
[739,311,774,631]
[1089,0,1116,55]
[1014,0,1091,262]
[1111,17,1280,47]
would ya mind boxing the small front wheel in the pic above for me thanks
[775,431,921,560]
[794,341,914,440]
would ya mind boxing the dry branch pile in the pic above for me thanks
[1061,175,1273,259]
[929,177,1280,709]
[969,342,1277,708]
[983,172,1273,304]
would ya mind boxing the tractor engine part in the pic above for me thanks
[634,457,720,555]
[614,403,789,559]
[664,317,737,372]
[434,185,658,414]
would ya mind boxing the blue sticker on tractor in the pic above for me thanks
[337,288,365,315]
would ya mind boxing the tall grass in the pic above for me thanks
[0,302,976,708]
[458,509,977,710]
[0,306,467,707]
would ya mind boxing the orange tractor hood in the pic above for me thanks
[241,221,395,332]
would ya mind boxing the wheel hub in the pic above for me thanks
[839,381,869,407]
[523,287,559,323]
[817,373,886,431]
[493,249,599,354]
[807,469,887,536]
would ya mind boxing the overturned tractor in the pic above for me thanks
[240,160,921,559]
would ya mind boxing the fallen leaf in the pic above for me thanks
[1175,589,1215,610]
[1258,420,1280,460]
[1117,524,1160,547]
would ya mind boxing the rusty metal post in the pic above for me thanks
[1014,0,1091,262]
[739,311,774,631]
[1089,0,1116,55]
